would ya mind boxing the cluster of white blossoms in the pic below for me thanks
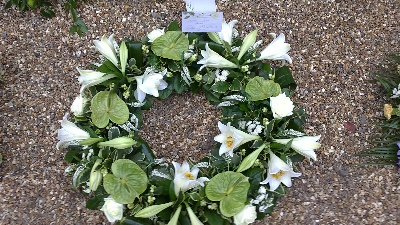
[250,186,274,213]
[215,69,230,82]
[238,120,265,136]
[119,114,139,132]
[391,83,400,98]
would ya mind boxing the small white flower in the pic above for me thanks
[391,83,400,98]
[77,68,117,94]
[273,135,321,161]
[147,28,165,42]
[56,114,91,150]
[100,196,124,223]
[270,93,294,119]
[173,161,209,197]
[93,34,119,68]
[258,186,267,194]
[198,43,238,69]
[233,205,257,225]
[70,94,88,116]
[257,33,292,63]
[221,70,230,77]
[134,68,168,103]
[260,151,301,191]
[214,122,260,157]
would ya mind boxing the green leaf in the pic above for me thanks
[135,202,174,218]
[205,171,250,217]
[151,31,189,60]
[5,0,13,9]
[210,81,229,93]
[91,91,129,128]
[167,21,180,31]
[40,9,56,18]
[203,209,226,225]
[126,42,144,69]
[230,78,242,91]
[275,66,296,90]
[86,194,108,210]
[245,76,281,101]
[103,159,148,204]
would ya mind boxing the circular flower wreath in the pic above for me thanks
[57,20,321,225]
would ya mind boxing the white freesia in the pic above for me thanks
[93,34,119,67]
[257,33,292,63]
[270,93,294,119]
[100,196,124,223]
[172,161,209,197]
[134,68,168,103]
[197,43,238,69]
[147,28,165,42]
[260,152,301,191]
[218,19,238,45]
[233,204,257,225]
[214,122,260,157]
[70,94,88,116]
[56,113,90,150]
[274,135,321,161]
[77,68,117,94]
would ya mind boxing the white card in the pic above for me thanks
[182,12,223,32]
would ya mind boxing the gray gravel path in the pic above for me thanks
[0,0,399,224]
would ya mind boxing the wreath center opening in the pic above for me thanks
[140,92,221,162]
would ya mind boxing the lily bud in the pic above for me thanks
[238,30,258,60]
[89,159,103,191]
[98,137,136,149]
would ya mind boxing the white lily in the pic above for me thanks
[218,19,238,45]
[134,68,168,103]
[257,33,292,63]
[77,68,117,94]
[273,135,321,161]
[197,43,238,69]
[70,94,88,116]
[214,122,260,157]
[260,152,301,191]
[147,28,165,42]
[56,113,91,150]
[93,34,119,68]
[172,161,209,197]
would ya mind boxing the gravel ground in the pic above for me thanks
[0,0,399,224]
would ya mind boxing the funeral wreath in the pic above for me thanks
[57,20,321,225]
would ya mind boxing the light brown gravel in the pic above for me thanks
[0,0,399,224]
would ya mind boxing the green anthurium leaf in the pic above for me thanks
[220,197,245,218]
[245,77,281,101]
[91,91,129,128]
[205,171,250,217]
[103,159,148,204]
[108,92,130,124]
[151,31,189,60]
[134,202,174,218]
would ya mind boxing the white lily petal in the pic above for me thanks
[93,34,119,68]
[257,33,292,63]
[56,114,90,150]
[197,43,238,69]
